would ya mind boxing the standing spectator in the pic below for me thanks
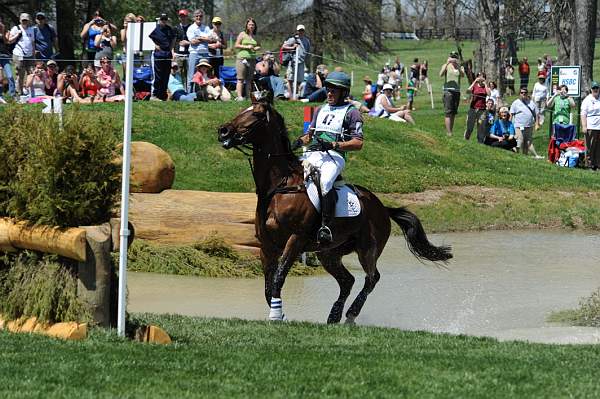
[376,68,387,92]
[94,25,116,67]
[439,51,464,136]
[120,13,136,77]
[531,72,548,125]
[186,9,212,91]
[208,16,226,78]
[409,58,420,87]
[581,81,600,170]
[487,81,500,108]
[420,60,430,95]
[518,57,530,89]
[234,17,259,101]
[282,24,308,99]
[173,9,190,87]
[33,13,57,61]
[547,84,575,126]
[510,88,540,156]
[8,13,35,97]
[149,13,176,101]
[0,16,15,97]
[504,61,515,96]
[544,54,553,86]
[406,78,417,111]
[464,72,490,140]
[81,12,107,66]
[536,58,545,76]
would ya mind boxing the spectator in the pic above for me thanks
[531,72,548,124]
[168,62,198,101]
[44,59,58,96]
[510,88,541,156]
[136,15,145,23]
[393,57,404,88]
[370,83,414,124]
[173,9,190,86]
[8,13,35,97]
[282,24,308,98]
[409,58,420,86]
[78,64,101,101]
[149,13,176,101]
[406,78,417,111]
[536,58,545,76]
[234,17,259,101]
[192,58,230,101]
[376,68,388,92]
[255,51,285,98]
[25,61,52,100]
[0,16,15,97]
[300,64,328,103]
[486,106,517,151]
[464,72,490,140]
[96,56,124,102]
[580,81,600,170]
[420,60,429,87]
[186,9,212,91]
[547,84,575,126]
[56,65,82,101]
[120,13,137,76]
[362,75,375,109]
[439,51,464,136]
[208,16,226,78]
[544,55,553,86]
[518,57,530,89]
[80,12,107,66]
[488,81,500,108]
[504,61,515,96]
[478,98,497,144]
[33,12,57,61]
[94,24,117,68]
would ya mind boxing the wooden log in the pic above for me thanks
[0,218,87,261]
[78,224,113,327]
[0,219,17,252]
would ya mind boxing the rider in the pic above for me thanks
[293,71,364,244]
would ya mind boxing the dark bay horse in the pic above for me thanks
[218,95,452,324]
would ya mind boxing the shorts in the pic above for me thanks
[515,126,533,149]
[236,58,256,81]
[443,90,460,116]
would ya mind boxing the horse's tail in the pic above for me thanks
[387,207,452,264]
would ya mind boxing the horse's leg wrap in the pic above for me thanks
[269,297,285,321]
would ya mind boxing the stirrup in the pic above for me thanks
[317,225,333,244]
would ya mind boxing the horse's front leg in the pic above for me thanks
[260,245,280,307]
[269,234,306,321]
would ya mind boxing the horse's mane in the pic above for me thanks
[270,105,303,173]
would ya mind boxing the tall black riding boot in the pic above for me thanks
[317,190,336,244]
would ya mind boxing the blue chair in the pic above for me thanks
[219,65,237,90]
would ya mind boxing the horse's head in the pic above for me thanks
[218,91,275,150]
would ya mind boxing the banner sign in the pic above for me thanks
[551,66,581,98]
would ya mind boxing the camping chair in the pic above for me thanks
[219,65,237,91]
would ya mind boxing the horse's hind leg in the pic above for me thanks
[317,252,355,324]
[345,247,381,324]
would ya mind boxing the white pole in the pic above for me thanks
[117,22,136,337]
[351,70,354,88]
[293,46,299,100]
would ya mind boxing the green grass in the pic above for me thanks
[2,314,600,398]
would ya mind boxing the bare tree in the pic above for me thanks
[570,0,597,93]
[550,0,573,64]
[478,0,501,90]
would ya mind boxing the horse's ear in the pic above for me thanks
[251,90,274,105]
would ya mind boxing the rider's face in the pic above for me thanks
[326,86,342,105]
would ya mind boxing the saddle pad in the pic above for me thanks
[306,180,361,218]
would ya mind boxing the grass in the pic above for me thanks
[2,313,600,398]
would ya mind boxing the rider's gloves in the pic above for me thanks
[291,139,303,151]
[320,141,334,151]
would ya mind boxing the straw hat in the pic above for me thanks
[363,75,372,83]
[195,59,212,69]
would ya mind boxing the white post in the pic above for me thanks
[351,70,354,88]
[293,46,299,100]
[117,22,136,337]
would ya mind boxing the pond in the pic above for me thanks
[128,230,600,344]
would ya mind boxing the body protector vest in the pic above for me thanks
[311,103,353,159]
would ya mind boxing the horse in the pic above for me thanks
[217,93,452,324]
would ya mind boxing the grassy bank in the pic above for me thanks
[2,314,600,398]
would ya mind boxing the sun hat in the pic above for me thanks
[499,106,509,114]
[363,75,372,82]
[382,83,393,91]
[196,59,212,68]
[296,24,305,31]
[20,13,31,21]
[178,9,189,16]
[212,16,222,24]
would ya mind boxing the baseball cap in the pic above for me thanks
[171,61,178,68]
[35,12,46,19]
[296,24,305,31]
[592,81,600,89]
[449,51,459,58]
[382,83,393,91]
[177,9,189,16]
[212,16,222,24]
[158,13,169,21]
[46,59,57,66]
[20,13,31,21]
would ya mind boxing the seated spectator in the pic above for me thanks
[56,65,84,102]
[488,81,500,108]
[79,64,101,101]
[369,83,414,124]
[255,52,286,98]
[25,61,53,100]
[192,58,231,101]
[486,106,517,151]
[300,64,328,103]
[168,62,200,101]
[477,98,496,144]
[96,56,124,102]
[44,59,58,96]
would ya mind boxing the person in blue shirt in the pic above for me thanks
[33,13,57,60]
[149,13,176,100]
[168,62,199,101]
[486,106,517,151]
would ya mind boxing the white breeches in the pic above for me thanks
[301,150,345,195]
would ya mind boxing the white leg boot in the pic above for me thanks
[269,297,285,321]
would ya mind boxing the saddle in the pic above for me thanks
[302,161,361,217]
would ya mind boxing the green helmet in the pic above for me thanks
[324,71,351,89]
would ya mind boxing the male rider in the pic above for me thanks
[293,71,364,244]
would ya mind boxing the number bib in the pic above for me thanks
[314,104,353,142]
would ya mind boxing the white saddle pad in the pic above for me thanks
[306,180,362,218]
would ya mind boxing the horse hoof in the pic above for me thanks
[345,317,356,325]
[269,313,287,322]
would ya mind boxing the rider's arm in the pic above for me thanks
[333,109,364,151]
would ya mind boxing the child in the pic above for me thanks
[407,79,417,111]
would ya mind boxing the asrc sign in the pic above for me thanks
[550,66,581,97]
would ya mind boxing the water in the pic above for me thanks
[128,230,600,344]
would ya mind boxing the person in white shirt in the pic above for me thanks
[581,81,600,170]
[186,9,213,91]
[8,13,35,96]
[510,87,542,157]
[531,73,548,124]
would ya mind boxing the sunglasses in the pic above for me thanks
[194,15,203,18]
[101,61,110,64]
[593,87,600,90]
[520,91,528,94]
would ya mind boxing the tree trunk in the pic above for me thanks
[426,0,438,29]
[311,0,324,65]
[550,0,573,64]
[394,0,405,31]
[443,0,456,39]
[203,0,214,23]
[56,0,76,62]
[372,0,383,51]
[479,0,502,93]
[570,0,597,93]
